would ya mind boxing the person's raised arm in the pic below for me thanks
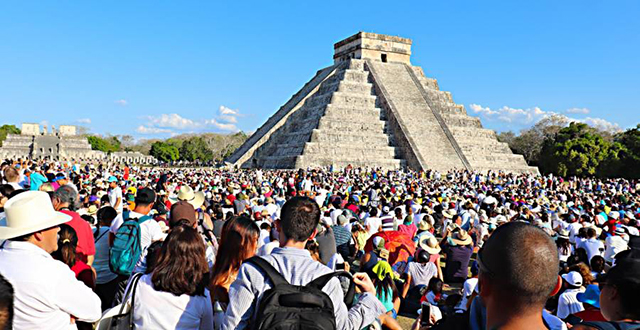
[330,272,387,330]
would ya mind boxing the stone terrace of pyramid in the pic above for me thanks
[227,32,538,174]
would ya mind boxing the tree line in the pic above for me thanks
[497,116,640,179]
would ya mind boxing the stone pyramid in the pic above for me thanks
[227,32,538,174]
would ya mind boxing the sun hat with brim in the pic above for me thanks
[418,220,432,231]
[418,235,441,255]
[86,205,98,215]
[451,229,473,246]
[577,284,601,308]
[173,186,205,209]
[562,271,583,287]
[451,229,472,245]
[0,191,72,239]
[442,209,456,219]
[557,229,570,240]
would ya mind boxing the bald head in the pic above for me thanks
[480,222,559,308]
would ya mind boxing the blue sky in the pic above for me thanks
[1,1,638,139]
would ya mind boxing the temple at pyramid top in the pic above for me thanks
[227,32,538,174]
[334,32,413,65]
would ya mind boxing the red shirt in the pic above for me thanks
[60,210,96,263]
[574,307,606,322]
[71,260,95,289]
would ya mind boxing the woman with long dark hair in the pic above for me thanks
[51,224,95,289]
[132,225,213,329]
[209,216,259,329]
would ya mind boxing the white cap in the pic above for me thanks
[609,211,620,220]
[562,271,583,287]
[320,216,333,226]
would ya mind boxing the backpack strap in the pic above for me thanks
[308,271,355,308]
[245,256,288,287]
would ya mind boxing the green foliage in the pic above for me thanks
[150,141,180,162]
[179,136,213,162]
[615,124,640,179]
[539,123,616,177]
[0,124,21,147]
[87,135,121,153]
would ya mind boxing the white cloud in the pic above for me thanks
[146,113,201,129]
[139,108,241,136]
[580,117,622,132]
[205,118,238,132]
[77,118,91,124]
[115,99,128,106]
[469,104,548,124]
[135,125,174,134]
[566,107,590,114]
[469,103,622,133]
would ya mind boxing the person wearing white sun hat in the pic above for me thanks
[0,191,101,329]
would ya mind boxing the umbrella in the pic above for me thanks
[364,231,416,266]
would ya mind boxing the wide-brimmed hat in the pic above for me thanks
[172,186,205,209]
[0,191,72,239]
[557,229,570,239]
[577,284,601,308]
[418,220,432,231]
[451,229,473,246]
[86,205,98,215]
[442,209,456,219]
[418,235,441,255]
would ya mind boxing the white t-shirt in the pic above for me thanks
[108,187,123,214]
[556,288,585,319]
[132,274,213,330]
[364,217,382,236]
[577,238,604,262]
[456,277,478,312]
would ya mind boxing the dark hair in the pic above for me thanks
[210,216,259,296]
[416,250,431,264]
[428,277,444,294]
[97,206,117,225]
[480,222,559,310]
[280,197,320,242]
[0,273,13,330]
[151,226,209,296]
[590,255,605,273]
[52,224,78,268]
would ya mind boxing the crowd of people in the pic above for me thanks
[0,158,639,330]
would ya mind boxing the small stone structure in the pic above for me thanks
[0,123,157,164]
[227,32,538,173]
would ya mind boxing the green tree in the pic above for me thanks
[179,136,213,162]
[0,124,21,147]
[87,135,121,153]
[150,141,179,162]
[539,122,614,177]
[615,124,640,179]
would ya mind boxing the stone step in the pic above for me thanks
[337,69,370,83]
[322,105,382,120]
[344,59,366,70]
[329,92,378,109]
[310,129,390,145]
[450,127,498,140]
[296,156,405,170]
[317,117,386,132]
[303,142,397,158]
[440,114,482,128]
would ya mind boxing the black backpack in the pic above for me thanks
[246,256,355,330]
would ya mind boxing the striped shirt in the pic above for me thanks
[221,247,386,330]
[381,216,395,231]
[332,225,352,246]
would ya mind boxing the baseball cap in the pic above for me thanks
[562,271,583,287]
[577,284,601,308]
[170,201,196,227]
[107,176,118,183]
[134,188,156,205]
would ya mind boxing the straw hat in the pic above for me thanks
[173,186,205,209]
[442,209,456,219]
[86,205,98,216]
[418,220,432,231]
[557,229,570,240]
[0,191,72,239]
[451,229,473,246]
[418,235,441,255]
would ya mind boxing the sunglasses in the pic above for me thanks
[476,248,495,278]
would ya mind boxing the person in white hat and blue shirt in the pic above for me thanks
[0,191,101,329]
[557,271,585,319]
